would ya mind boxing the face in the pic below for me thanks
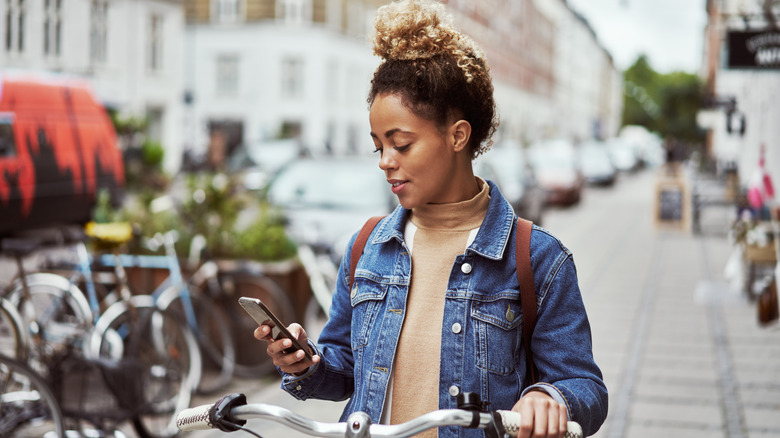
[369,93,472,210]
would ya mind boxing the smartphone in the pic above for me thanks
[238,297,313,361]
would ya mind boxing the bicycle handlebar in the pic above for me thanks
[176,393,583,438]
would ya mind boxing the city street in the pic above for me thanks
[186,167,780,438]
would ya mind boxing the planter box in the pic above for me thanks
[744,242,777,264]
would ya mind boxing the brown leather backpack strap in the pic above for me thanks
[349,216,386,292]
[516,218,538,384]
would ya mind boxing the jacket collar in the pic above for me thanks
[371,179,515,261]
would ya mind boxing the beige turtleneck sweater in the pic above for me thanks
[388,178,490,436]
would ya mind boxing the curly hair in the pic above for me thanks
[368,0,498,158]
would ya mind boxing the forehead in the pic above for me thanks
[369,93,439,135]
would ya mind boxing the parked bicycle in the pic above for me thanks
[0,353,65,438]
[176,392,583,438]
[2,227,201,438]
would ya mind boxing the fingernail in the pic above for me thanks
[296,350,304,359]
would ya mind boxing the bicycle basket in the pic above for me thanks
[49,349,146,422]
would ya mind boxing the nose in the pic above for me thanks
[378,149,397,172]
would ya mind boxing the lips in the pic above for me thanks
[388,179,408,195]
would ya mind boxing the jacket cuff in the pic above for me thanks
[521,383,570,420]
[280,340,322,400]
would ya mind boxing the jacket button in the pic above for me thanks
[449,385,460,397]
[461,263,472,274]
[451,322,462,334]
[350,286,357,299]
[296,385,302,391]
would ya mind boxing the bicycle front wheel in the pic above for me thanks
[7,273,93,362]
[0,297,29,361]
[0,354,66,438]
[156,284,236,395]
[88,295,201,438]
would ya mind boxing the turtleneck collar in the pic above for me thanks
[409,177,490,231]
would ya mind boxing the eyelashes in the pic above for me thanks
[373,144,411,155]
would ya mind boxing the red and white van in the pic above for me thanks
[0,72,124,235]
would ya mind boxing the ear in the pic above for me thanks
[449,120,472,152]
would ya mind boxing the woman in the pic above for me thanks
[255,1,608,437]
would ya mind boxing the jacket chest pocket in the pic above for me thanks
[350,279,388,349]
[471,297,523,375]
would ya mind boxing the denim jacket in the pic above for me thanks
[281,180,608,436]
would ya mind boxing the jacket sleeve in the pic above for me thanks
[280,233,359,402]
[525,242,609,436]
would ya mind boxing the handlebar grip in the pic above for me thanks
[176,403,214,431]
[495,410,583,438]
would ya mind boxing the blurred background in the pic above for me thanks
[1,1,780,437]
[1,0,778,244]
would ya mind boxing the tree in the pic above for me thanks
[622,54,706,144]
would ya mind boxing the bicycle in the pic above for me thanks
[0,233,92,369]
[84,227,233,396]
[3,226,202,438]
[0,353,66,437]
[175,392,584,438]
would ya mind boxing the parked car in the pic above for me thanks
[266,155,397,261]
[528,140,584,206]
[606,138,640,173]
[578,140,617,186]
[226,138,304,191]
[0,73,125,235]
[475,145,545,224]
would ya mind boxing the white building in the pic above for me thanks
[534,0,623,143]
[1,0,186,173]
[184,0,385,162]
[184,0,622,166]
[702,0,780,184]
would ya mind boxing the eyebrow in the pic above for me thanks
[370,128,410,139]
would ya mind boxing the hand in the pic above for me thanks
[254,323,320,374]
[511,390,568,438]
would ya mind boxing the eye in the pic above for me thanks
[394,144,411,152]
[373,147,383,155]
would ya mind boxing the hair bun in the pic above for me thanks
[372,0,483,65]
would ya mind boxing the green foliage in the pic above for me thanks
[141,140,165,167]
[622,54,706,143]
[232,206,297,261]
[117,172,297,262]
[91,188,118,223]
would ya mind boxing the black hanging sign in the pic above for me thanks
[727,30,780,69]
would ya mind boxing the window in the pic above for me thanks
[216,54,239,95]
[281,57,304,98]
[278,0,309,24]
[43,0,62,56]
[90,0,108,63]
[5,0,25,53]
[0,113,16,158]
[148,14,163,72]
[213,0,240,23]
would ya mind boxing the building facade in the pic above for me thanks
[183,0,386,161]
[184,0,623,163]
[1,0,186,173]
[702,0,780,184]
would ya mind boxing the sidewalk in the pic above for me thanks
[553,170,780,438]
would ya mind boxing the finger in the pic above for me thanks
[546,402,560,437]
[558,405,568,438]
[533,400,549,438]
[287,323,308,343]
[253,324,273,341]
[516,399,535,438]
